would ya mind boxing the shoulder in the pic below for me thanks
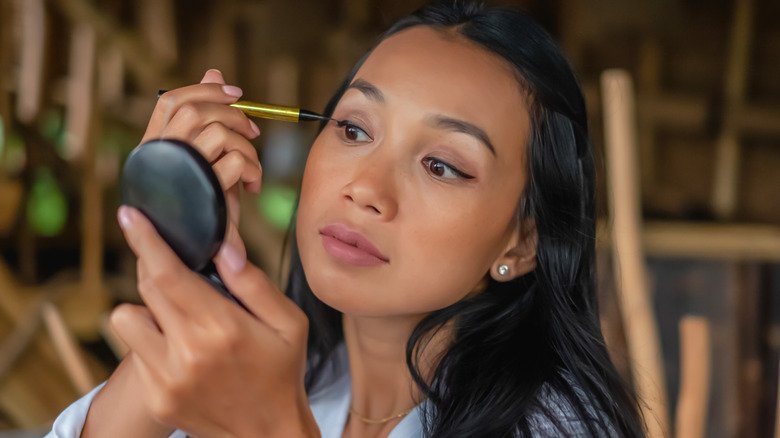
[525,371,619,438]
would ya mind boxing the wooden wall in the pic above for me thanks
[0,0,778,435]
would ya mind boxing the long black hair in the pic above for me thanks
[286,1,646,436]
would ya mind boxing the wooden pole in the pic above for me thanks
[774,357,780,438]
[711,0,754,219]
[674,315,711,438]
[61,18,109,338]
[42,301,95,395]
[601,69,669,438]
[15,0,46,124]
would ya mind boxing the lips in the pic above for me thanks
[319,223,389,266]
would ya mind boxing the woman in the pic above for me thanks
[48,1,645,437]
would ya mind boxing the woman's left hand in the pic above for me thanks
[111,205,319,438]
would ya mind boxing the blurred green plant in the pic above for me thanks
[257,183,298,231]
[27,167,68,236]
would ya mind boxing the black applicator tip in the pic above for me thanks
[299,110,333,122]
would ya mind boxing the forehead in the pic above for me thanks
[352,26,530,157]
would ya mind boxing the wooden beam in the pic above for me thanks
[595,221,780,262]
[585,85,780,137]
[601,69,669,438]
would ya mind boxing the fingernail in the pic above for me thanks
[219,242,246,272]
[117,206,133,230]
[222,85,243,98]
[249,120,260,136]
[207,68,222,75]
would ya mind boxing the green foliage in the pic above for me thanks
[27,167,68,236]
[257,183,297,231]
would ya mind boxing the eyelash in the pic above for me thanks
[423,157,475,180]
[333,120,475,180]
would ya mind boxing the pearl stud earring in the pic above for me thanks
[498,265,509,276]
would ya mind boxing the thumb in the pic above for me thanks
[201,68,226,85]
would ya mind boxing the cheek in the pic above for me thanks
[391,207,510,306]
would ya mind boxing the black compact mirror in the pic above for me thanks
[121,138,248,311]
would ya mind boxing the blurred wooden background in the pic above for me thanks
[0,0,779,436]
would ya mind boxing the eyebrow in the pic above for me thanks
[426,115,496,156]
[346,79,495,156]
[347,79,385,103]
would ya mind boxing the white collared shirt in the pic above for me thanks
[46,343,423,438]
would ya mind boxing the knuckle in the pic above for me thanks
[109,303,133,329]
[177,102,202,123]
[179,343,209,377]
[148,390,178,425]
[215,321,242,351]
[149,268,179,292]
[203,122,230,145]
[156,93,176,112]
[222,149,244,168]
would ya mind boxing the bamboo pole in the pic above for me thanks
[15,0,46,124]
[137,0,177,67]
[674,316,711,438]
[0,297,45,383]
[712,0,754,219]
[61,18,109,338]
[774,358,780,438]
[53,0,171,90]
[42,301,95,395]
[601,69,669,438]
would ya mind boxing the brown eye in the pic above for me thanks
[345,125,360,141]
[429,160,446,177]
[336,121,371,142]
[422,158,475,180]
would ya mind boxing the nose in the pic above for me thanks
[340,152,399,221]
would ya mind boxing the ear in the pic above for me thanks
[489,217,537,282]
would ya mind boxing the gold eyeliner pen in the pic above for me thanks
[157,90,334,123]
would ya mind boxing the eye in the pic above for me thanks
[423,158,474,180]
[336,120,372,142]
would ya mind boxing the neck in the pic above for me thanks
[342,314,451,427]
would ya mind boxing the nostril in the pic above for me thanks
[370,206,380,214]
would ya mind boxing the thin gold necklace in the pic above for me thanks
[349,405,415,424]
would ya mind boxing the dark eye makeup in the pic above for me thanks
[423,157,475,180]
[331,119,475,181]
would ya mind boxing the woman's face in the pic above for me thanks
[296,26,531,317]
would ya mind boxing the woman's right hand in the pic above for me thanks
[143,69,263,234]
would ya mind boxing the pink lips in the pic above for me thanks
[319,224,389,267]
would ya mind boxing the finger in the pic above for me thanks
[118,206,227,317]
[143,82,246,142]
[225,185,241,228]
[193,122,260,164]
[200,68,226,84]
[212,150,263,194]
[110,303,166,362]
[136,260,187,335]
[215,241,305,338]
[163,101,260,144]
